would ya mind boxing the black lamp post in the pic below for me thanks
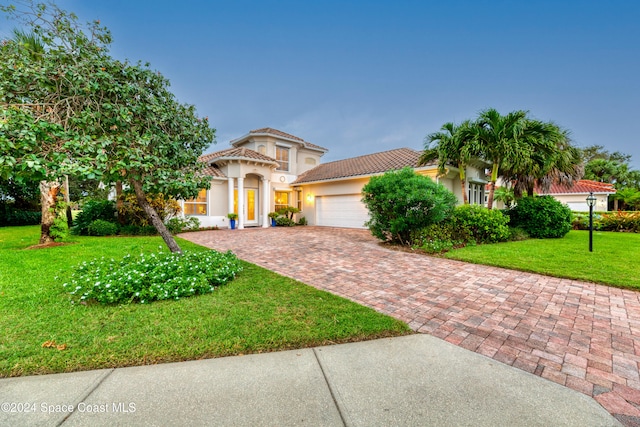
[586,192,597,252]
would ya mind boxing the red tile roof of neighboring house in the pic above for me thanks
[199,147,278,164]
[232,127,328,152]
[293,148,434,184]
[537,179,616,195]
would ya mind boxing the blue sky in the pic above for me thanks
[3,0,639,169]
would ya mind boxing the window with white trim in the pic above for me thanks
[276,146,289,172]
[468,183,485,206]
[184,189,207,215]
[275,191,289,212]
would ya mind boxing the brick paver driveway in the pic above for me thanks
[182,226,640,425]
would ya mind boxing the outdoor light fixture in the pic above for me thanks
[306,193,314,203]
[586,192,597,252]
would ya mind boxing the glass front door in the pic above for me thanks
[233,188,259,226]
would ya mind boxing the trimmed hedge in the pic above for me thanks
[0,205,41,226]
[410,204,511,253]
[451,204,510,243]
[87,219,119,236]
[508,196,571,238]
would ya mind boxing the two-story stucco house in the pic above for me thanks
[181,128,489,229]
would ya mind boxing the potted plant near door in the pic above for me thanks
[227,213,238,229]
[268,212,279,227]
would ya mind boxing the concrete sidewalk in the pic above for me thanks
[0,335,619,426]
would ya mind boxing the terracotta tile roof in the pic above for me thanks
[201,164,225,178]
[233,127,328,152]
[250,127,305,142]
[199,147,278,164]
[538,179,617,195]
[293,148,433,184]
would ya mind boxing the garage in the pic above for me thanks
[315,194,369,228]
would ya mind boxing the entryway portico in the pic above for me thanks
[226,173,271,229]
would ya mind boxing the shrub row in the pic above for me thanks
[73,199,200,236]
[0,205,41,226]
[410,204,511,253]
[572,211,640,233]
[408,197,572,254]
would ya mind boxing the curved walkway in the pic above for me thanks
[182,227,640,425]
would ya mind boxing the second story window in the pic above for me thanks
[276,146,289,172]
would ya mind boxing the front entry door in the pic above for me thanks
[245,188,258,226]
[234,188,259,226]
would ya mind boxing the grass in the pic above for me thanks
[0,226,410,377]
[444,230,640,290]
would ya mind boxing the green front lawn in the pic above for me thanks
[0,226,410,377]
[444,230,640,290]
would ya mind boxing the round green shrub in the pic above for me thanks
[166,216,201,234]
[73,199,117,235]
[451,204,510,243]
[87,219,119,236]
[509,196,571,238]
[362,167,457,244]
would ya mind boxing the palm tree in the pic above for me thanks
[493,186,515,208]
[613,188,640,211]
[500,120,582,197]
[419,120,477,204]
[472,108,529,209]
[12,28,45,58]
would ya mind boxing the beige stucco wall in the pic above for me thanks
[546,193,610,211]
[236,136,324,178]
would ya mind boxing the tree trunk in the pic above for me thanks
[486,163,499,209]
[486,181,496,209]
[115,181,125,225]
[130,178,183,254]
[460,178,468,204]
[39,180,60,244]
[459,166,468,205]
[64,175,73,229]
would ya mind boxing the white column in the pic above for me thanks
[237,177,245,229]
[262,178,270,228]
[227,177,235,220]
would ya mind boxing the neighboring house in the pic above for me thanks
[536,180,616,211]
[182,128,488,229]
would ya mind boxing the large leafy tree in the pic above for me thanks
[420,120,477,204]
[581,145,640,210]
[0,2,214,251]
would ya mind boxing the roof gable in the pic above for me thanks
[199,147,278,164]
[293,148,432,184]
[230,127,328,153]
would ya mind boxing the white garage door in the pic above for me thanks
[316,195,369,228]
[567,202,589,212]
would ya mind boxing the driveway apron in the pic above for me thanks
[182,227,640,424]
